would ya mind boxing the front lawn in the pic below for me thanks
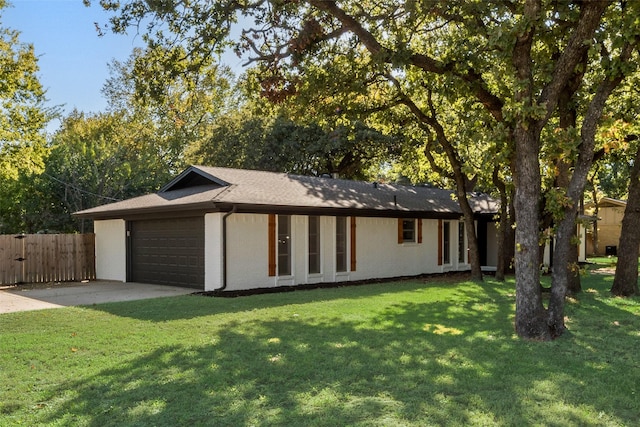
[1,270,639,426]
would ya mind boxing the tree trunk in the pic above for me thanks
[545,195,582,303]
[505,196,516,273]
[400,91,484,281]
[459,193,483,281]
[434,120,483,281]
[513,126,549,340]
[493,167,508,281]
[591,189,599,256]
[494,219,506,282]
[548,33,631,327]
[511,0,551,340]
[549,210,579,338]
[611,146,640,296]
[567,234,581,295]
[552,71,582,297]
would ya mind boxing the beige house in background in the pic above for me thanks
[585,197,626,256]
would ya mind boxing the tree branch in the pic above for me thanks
[308,0,505,122]
[537,0,611,128]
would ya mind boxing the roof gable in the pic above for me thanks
[161,166,229,192]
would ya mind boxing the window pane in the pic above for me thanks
[278,215,291,276]
[309,216,320,274]
[336,217,347,272]
[443,221,451,264]
[458,222,465,263]
[402,219,415,242]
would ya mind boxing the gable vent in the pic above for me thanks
[161,166,229,192]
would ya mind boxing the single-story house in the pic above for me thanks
[75,166,500,291]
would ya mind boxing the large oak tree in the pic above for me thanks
[94,0,640,340]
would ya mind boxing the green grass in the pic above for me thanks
[586,256,618,269]
[1,271,639,426]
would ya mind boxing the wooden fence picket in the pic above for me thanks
[0,234,95,285]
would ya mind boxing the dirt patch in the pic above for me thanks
[591,267,616,275]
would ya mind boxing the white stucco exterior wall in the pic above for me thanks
[94,213,488,291]
[94,219,126,282]
[322,216,340,282]
[220,214,473,291]
[204,213,224,291]
[578,224,587,263]
[224,213,273,291]
[352,218,431,280]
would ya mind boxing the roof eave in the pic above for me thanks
[73,202,220,220]
[75,200,467,221]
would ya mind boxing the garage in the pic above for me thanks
[128,217,205,289]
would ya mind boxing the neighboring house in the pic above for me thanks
[584,197,626,256]
[75,166,499,291]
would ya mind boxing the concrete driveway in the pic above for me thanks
[0,281,196,314]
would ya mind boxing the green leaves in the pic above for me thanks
[0,6,53,233]
[189,110,397,180]
[544,187,574,223]
[38,110,179,232]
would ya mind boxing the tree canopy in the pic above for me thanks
[0,1,53,233]
[91,0,640,340]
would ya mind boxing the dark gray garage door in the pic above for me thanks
[129,217,205,289]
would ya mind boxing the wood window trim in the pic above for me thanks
[308,216,321,274]
[458,221,466,263]
[438,219,443,266]
[277,215,292,276]
[336,216,348,273]
[268,214,276,276]
[443,221,451,265]
[350,217,357,272]
[398,218,419,244]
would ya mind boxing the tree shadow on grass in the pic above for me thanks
[86,278,474,322]
[34,279,640,426]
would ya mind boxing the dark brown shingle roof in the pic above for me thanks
[75,166,498,219]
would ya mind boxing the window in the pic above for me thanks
[336,217,347,272]
[278,215,291,276]
[350,217,357,271]
[308,216,321,274]
[403,219,416,242]
[443,221,451,264]
[398,219,416,243]
[458,222,466,263]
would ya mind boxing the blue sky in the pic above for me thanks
[3,0,246,133]
[3,0,142,130]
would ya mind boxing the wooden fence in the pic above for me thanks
[0,234,96,285]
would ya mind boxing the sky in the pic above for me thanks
[2,0,247,133]
[3,0,143,130]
